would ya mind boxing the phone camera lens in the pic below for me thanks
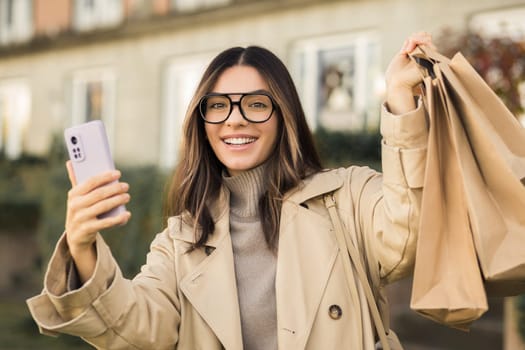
[71,136,78,145]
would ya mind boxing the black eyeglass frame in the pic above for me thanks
[198,92,277,124]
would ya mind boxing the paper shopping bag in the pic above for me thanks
[410,44,525,328]
[414,46,525,294]
[440,53,525,291]
[409,72,488,330]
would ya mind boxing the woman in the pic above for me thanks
[28,32,433,349]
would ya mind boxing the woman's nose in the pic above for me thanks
[226,104,247,126]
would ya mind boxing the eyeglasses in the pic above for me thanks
[198,92,276,124]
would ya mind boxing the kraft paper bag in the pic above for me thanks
[409,45,525,329]
[440,53,525,291]
[416,46,525,292]
[409,72,488,330]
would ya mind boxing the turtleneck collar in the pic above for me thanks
[222,164,267,218]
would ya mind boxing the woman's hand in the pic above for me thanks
[385,32,436,115]
[65,161,131,283]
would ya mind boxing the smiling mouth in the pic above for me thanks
[223,137,257,145]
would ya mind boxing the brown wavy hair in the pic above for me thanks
[164,46,322,250]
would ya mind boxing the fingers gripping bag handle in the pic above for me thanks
[408,45,451,80]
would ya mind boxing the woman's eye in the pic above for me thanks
[249,102,268,109]
[209,102,227,110]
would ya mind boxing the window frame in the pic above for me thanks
[0,78,31,159]
[70,67,117,147]
[0,0,33,45]
[160,52,214,169]
[290,31,383,132]
[73,0,124,32]
[469,6,525,40]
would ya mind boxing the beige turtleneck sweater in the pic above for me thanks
[222,165,278,350]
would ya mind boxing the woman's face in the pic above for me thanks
[204,65,279,177]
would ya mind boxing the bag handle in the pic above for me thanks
[323,194,391,350]
[409,45,451,79]
[410,45,450,65]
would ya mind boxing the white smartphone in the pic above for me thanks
[64,120,126,219]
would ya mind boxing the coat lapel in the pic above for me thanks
[177,190,243,350]
[276,170,345,349]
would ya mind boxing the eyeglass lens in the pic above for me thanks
[200,94,273,123]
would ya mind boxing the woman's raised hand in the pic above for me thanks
[65,161,131,283]
[385,31,436,115]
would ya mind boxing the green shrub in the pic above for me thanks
[0,154,46,232]
[314,127,381,170]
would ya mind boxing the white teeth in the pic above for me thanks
[224,137,256,145]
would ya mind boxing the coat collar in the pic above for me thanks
[168,169,343,239]
[285,169,345,204]
[170,169,345,244]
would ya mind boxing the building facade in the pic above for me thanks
[1,0,524,167]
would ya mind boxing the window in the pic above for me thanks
[470,6,525,125]
[0,0,32,45]
[160,53,213,169]
[470,6,525,40]
[171,0,231,12]
[0,79,31,159]
[74,0,123,31]
[71,68,116,142]
[290,32,383,132]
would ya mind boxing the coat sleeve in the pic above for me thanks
[26,229,181,350]
[346,98,428,284]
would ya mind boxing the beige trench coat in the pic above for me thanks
[27,103,427,350]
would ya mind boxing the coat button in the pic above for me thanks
[204,246,215,256]
[328,305,342,320]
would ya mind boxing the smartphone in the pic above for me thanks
[64,120,126,219]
